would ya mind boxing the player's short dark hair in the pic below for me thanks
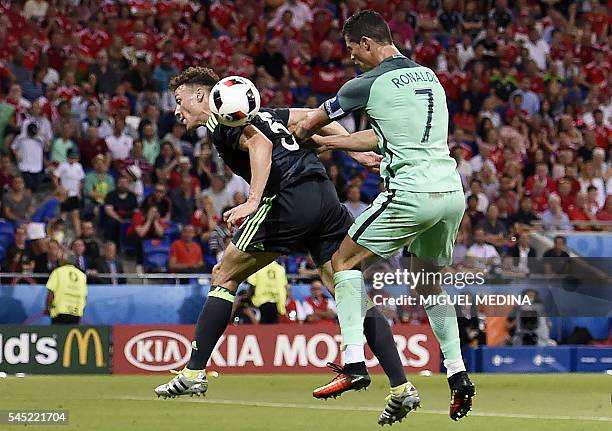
[342,10,392,45]
[553,235,566,244]
[169,67,219,92]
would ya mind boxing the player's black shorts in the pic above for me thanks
[232,176,353,266]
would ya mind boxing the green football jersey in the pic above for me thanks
[323,55,462,192]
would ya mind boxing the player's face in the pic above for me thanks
[174,84,211,130]
[345,36,375,70]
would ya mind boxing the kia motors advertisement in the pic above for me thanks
[112,324,441,374]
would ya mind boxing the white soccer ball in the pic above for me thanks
[209,76,261,127]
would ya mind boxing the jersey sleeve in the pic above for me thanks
[322,76,372,120]
[269,108,290,126]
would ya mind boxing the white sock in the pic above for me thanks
[444,358,466,378]
[344,344,365,364]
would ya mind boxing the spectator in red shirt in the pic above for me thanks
[567,192,596,231]
[303,279,337,324]
[310,40,343,101]
[525,163,556,194]
[128,204,167,265]
[169,224,205,276]
[415,31,442,69]
[556,177,576,214]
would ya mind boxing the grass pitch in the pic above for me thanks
[1,373,610,431]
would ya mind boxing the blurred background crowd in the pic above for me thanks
[0,1,610,340]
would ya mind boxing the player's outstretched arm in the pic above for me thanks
[290,106,332,140]
[312,129,379,152]
[223,125,272,227]
[287,108,349,138]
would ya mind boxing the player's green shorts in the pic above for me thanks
[348,189,465,266]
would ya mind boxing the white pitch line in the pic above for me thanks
[117,396,612,422]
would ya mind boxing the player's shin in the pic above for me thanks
[423,291,466,377]
[187,285,236,370]
[334,270,368,372]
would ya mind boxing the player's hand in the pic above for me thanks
[223,200,259,227]
[351,151,383,173]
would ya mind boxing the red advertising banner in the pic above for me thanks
[112,324,441,374]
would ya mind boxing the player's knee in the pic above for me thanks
[331,251,354,273]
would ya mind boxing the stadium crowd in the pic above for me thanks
[0,0,610,339]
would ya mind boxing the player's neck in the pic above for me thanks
[374,44,401,65]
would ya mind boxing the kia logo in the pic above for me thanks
[124,330,191,372]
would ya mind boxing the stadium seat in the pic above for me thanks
[164,222,181,243]
[143,239,171,272]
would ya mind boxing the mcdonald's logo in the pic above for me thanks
[63,328,105,368]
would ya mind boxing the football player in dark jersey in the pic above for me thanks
[154,67,417,425]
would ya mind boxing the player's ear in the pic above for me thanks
[195,87,205,103]
[360,36,371,51]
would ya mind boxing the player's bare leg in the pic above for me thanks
[411,256,475,420]
[155,244,279,398]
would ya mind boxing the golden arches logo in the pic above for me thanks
[62,328,104,368]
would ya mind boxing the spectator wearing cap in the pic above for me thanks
[10,121,44,192]
[201,174,233,219]
[121,140,154,186]
[83,154,115,217]
[2,176,33,225]
[53,148,85,237]
[169,224,205,276]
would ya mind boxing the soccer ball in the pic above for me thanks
[209,76,261,127]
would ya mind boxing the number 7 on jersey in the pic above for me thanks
[415,88,434,143]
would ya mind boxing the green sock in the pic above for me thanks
[424,293,463,363]
[334,270,368,349]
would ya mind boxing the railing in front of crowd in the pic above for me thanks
[1,271,610,286]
